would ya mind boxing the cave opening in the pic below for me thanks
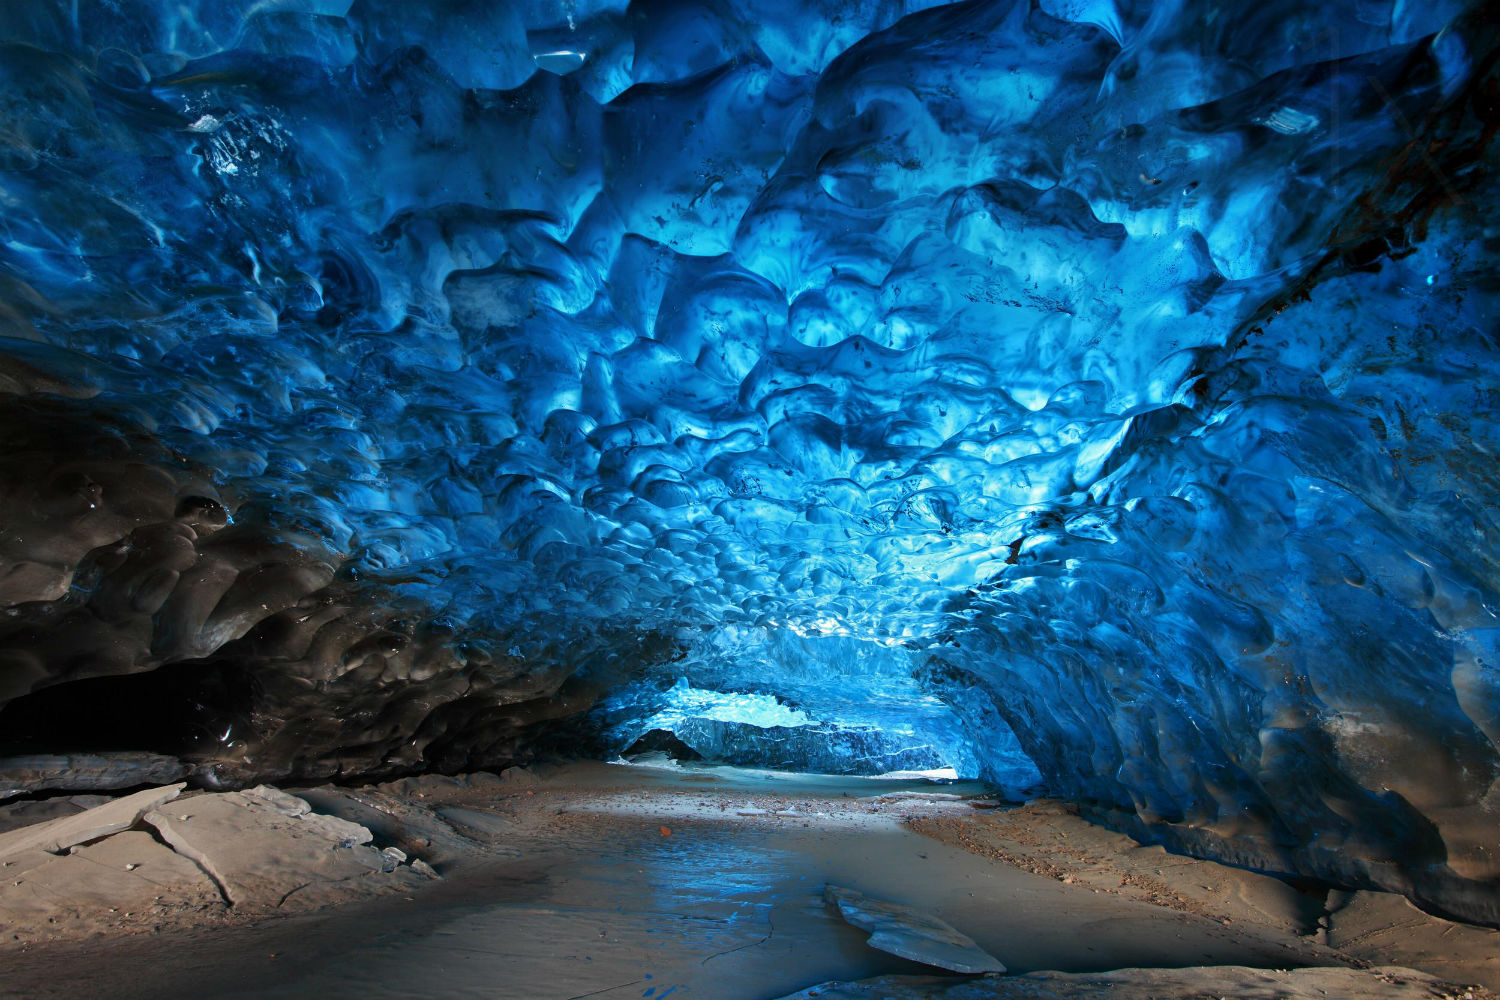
[581,629,1043,791]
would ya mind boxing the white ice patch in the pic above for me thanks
[1257,106,1320,134]
[646,679,818,730]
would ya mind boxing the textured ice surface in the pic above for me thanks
[0,0,1497,922]
[587,632,1034,784]
[602,681,971,779]
[638,679,821,730]
[824,884,1008,973]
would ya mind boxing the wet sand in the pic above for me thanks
[1,761,1495,999]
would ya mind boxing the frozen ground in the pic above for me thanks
[0,761,1494,999]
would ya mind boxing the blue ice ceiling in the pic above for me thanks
[0,0,1497,923]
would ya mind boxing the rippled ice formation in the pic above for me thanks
[641,680,822,731]
[585,631,1028,783]
[0,1,1497,922]
[599,678,972,779]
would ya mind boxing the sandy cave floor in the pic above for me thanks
[0,760,1496,1000]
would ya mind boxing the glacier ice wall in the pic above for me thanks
[0,0,1497,921]
[579,629,1041,787]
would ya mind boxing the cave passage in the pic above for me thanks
[0,0,1497,931]
[582,629,1041,790]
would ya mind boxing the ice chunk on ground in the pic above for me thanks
[142,788,417,912]
[824,884,1007,974]
[0,783,184,861]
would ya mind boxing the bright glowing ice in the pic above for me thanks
[645,680,818,730]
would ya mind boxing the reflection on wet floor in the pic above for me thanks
[191,766,1333,999]
[6,765,1412,1000]
[211,809,935,1000]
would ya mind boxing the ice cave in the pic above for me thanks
[0,1,1497,997]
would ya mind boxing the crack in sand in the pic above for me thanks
[68,851,182,891]
[565,979,645,999]
[700,908,776,965]
[275,881,315,908]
